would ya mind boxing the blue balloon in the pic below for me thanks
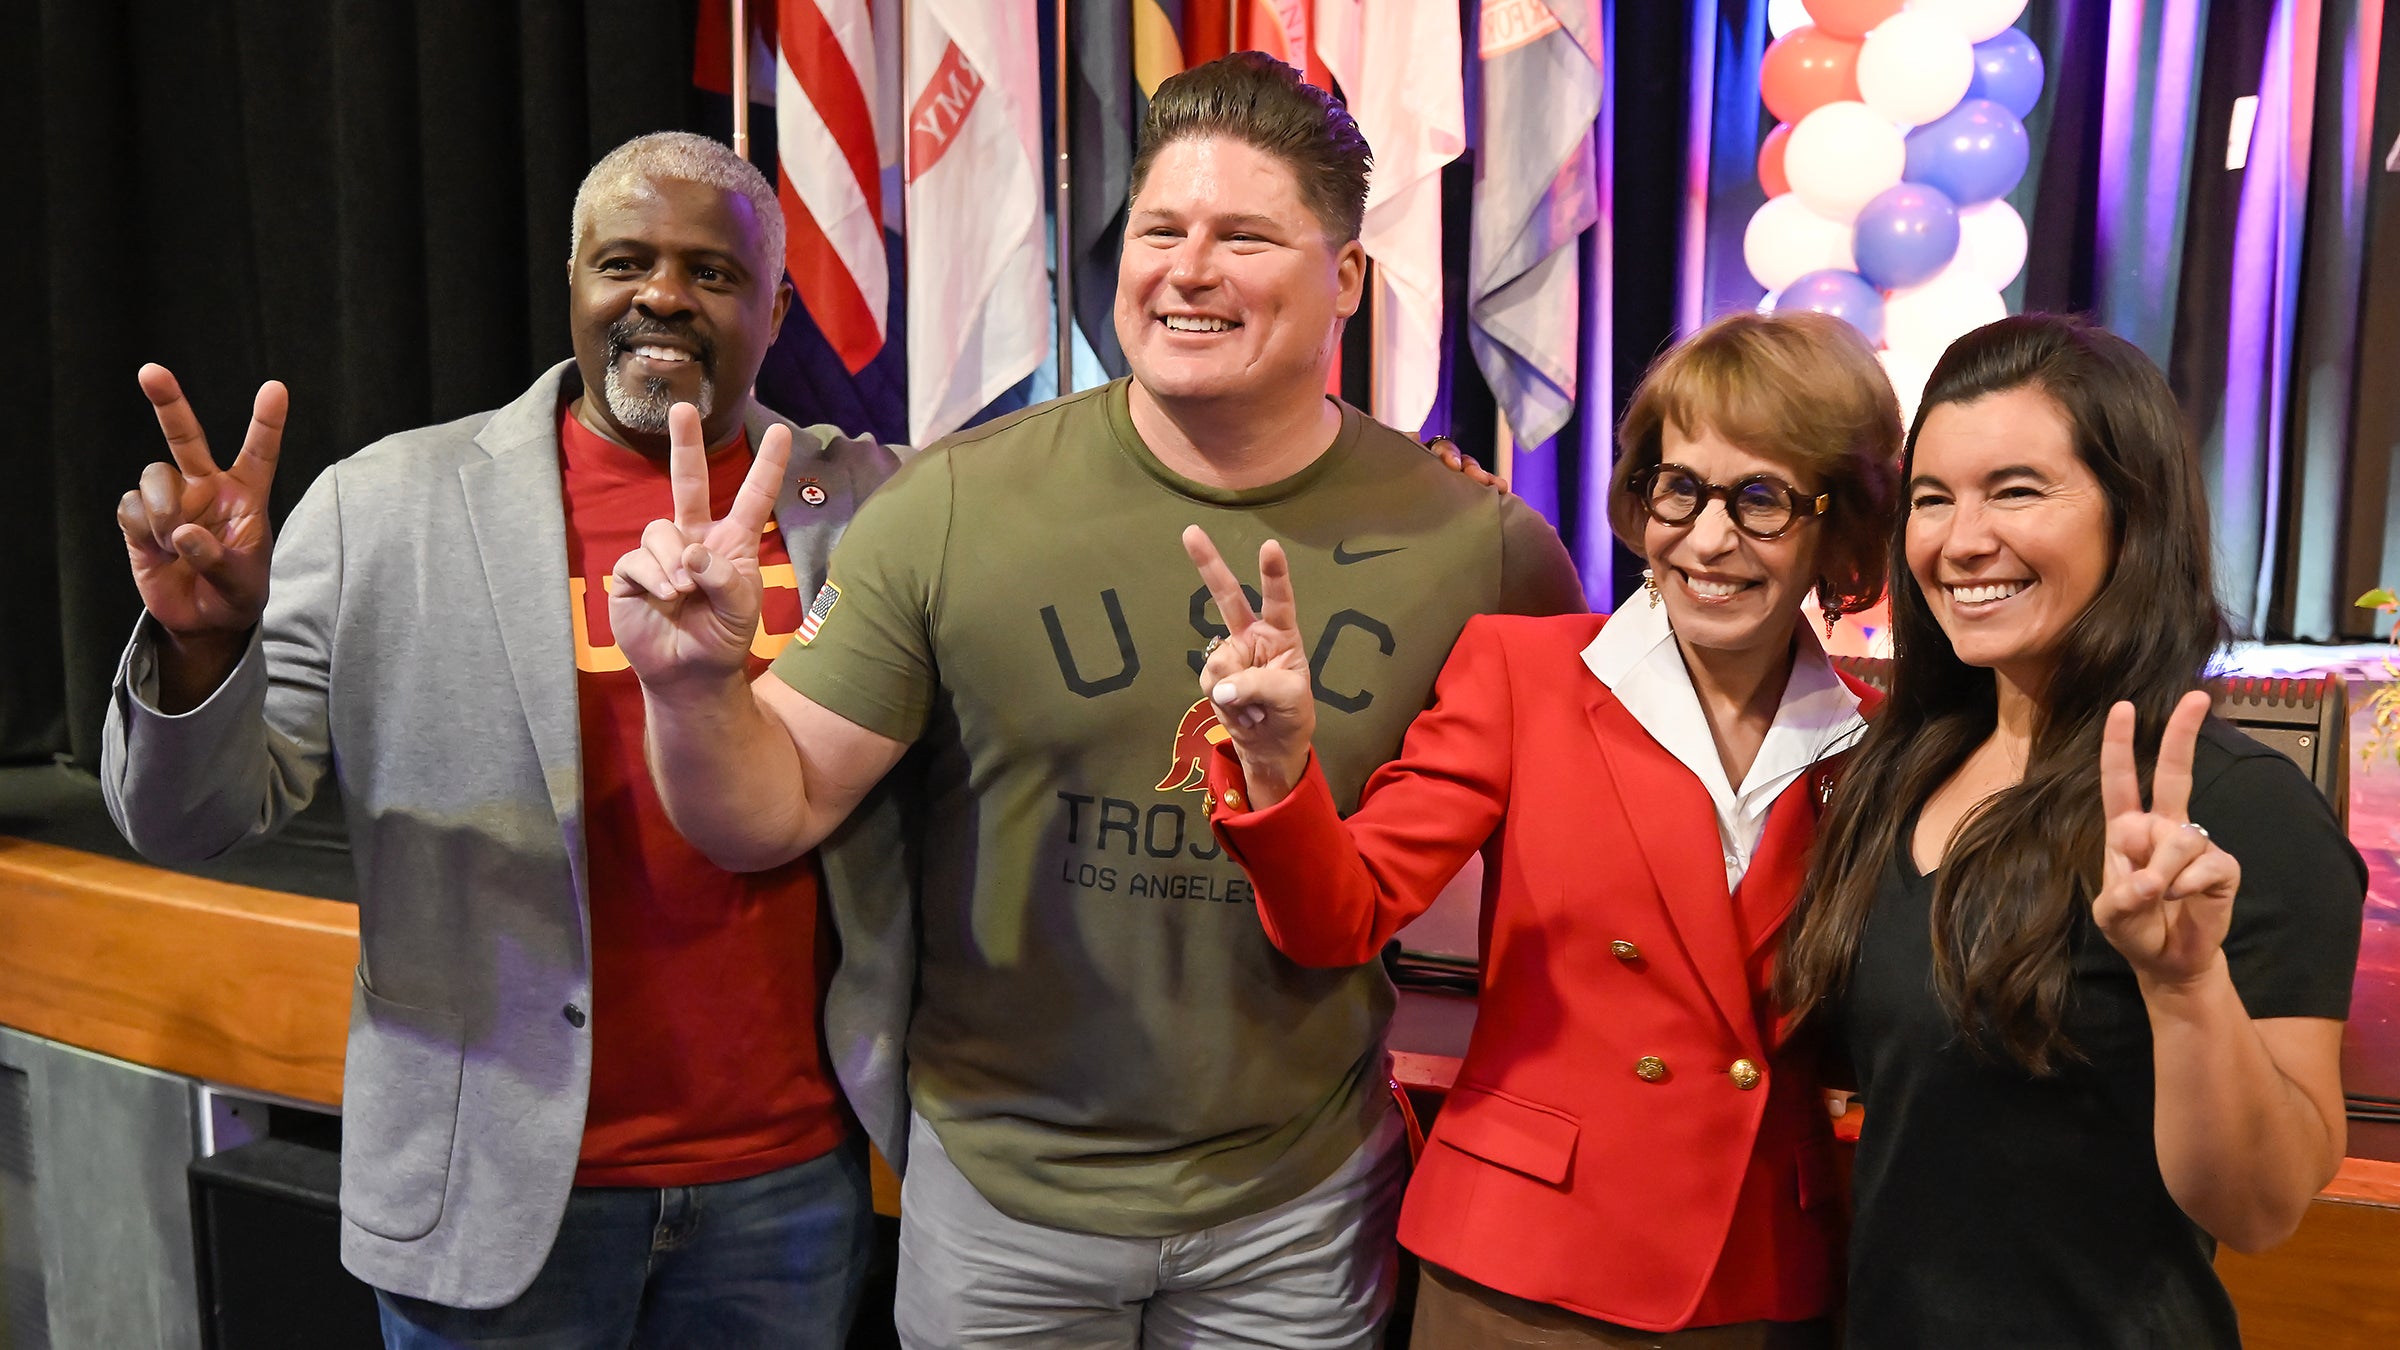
[1905,99,2031,206]
[1853,183,1961,291]
[1966,28,2046,120]
[1776,269,1886,346]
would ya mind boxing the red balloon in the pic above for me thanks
[1759,122,1794,197]
[1760,27,1864,126]
[1802,0,1907,39]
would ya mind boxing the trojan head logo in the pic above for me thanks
[1154,697,1231,792]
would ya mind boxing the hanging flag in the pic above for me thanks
[775,0,890,375]
[1069,3,1136,379]
[693,0,906,446]
[1134,1,1189,97]
[1315,1,1465,436]
[1242,1,1331,88]
[1469,0,1602,450]
[905,0,1048,445]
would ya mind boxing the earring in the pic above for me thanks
[1643,568,1661,608]
[1817,579,1839,639]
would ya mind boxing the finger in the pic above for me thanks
[684,541,740,600]
[720,423,791,543]
[2165,849,2239,903]
[118,490,175,564]
[640,517,700,591]
[2098,701,2141,821]
[1208,668,1298,721]
[2150,690,2211,823]
[667,403,712,534]
[138,363,221,479]
[1257,540,1299,636]
[2092,868,2164,931]
[1181,524,1257,635]
[2138,817,2215,888]
[137,462,192,553]
[169,523,229,577]
[2107,809,2155,874]
[611,547,683,602]
[227,380,289,489]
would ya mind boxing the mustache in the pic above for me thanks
[605,316,713,370]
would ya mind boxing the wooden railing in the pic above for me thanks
[4,836,2390,1341]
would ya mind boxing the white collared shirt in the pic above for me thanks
[1580,593,1867,890]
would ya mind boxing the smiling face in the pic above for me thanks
[568,175,790,455]
[1115,136,1364,413]
[1904,385,2115,691]
[1644,424,1824,661]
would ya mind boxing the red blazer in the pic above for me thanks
[1211,612,1873,1332]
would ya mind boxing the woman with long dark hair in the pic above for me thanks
[1186,311,1902,1347]
[1779,313,2363,1348]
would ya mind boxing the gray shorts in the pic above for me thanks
[894,1110,1409,1350]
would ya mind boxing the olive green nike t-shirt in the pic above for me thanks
[774,379,1584,1235]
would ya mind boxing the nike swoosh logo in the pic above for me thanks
[1333,543,1406,565]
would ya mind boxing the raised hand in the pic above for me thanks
[2094,690,2240,990]
[117,364,285,639]
[610,403,791,697]
[1182,525,1314,806]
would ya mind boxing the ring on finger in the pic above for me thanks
[1204,636,1225,656]
[2181,821,2210,841]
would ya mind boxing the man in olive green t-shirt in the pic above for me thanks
[611,54,1583,1349]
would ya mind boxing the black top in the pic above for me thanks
[1837,719,2365,1349]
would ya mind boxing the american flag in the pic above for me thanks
[776,0,891,375]
[797,581,841,645]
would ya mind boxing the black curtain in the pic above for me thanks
[10,0,707,770]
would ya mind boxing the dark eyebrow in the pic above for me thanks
[1125,208,1282,234]
[1983,465,2049,486]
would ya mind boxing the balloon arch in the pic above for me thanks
[1746,0,2045,422]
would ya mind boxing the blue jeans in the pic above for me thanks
[377,1139,874,1350]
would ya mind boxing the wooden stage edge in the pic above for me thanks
[0,834,2390,1295]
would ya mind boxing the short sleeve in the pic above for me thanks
[2188,731,2365,1021]
[768,447,950,744]
[1497,494,1588,617]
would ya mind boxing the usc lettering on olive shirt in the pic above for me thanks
[558,406,845,1186]
[774,381,1585,1234]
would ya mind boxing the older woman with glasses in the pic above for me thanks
[1181,311,1902,1348]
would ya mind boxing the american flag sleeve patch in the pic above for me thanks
[797,581,840,644]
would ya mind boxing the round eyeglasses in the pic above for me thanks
[1630,463,1830,541]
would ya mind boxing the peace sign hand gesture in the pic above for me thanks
[2094,690,2241,990]
[610,403,791,698]
[117,364,286,639]
[1182,525,1315,808]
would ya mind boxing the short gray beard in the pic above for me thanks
[601,363,716,434]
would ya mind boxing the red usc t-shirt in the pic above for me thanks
[558,406,845,1186]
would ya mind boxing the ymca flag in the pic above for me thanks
[905,0,1048,445]
[1315,1,1465,436]
[1469,0,1601,450]
[775,0,892,375]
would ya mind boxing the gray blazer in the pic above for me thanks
[101,362,901,1309]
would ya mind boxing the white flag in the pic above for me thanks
[1315,0,1465,436]
[904,0,1048,445]
[1470,0,1601,449]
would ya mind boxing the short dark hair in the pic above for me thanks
[1128,51,1372,243]
[1610,310,1903,623]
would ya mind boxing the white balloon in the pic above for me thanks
[1878,345,1940,425]
[1768,0,1815,40]
[1743,194,1861,292]
[1857,11,1975,126]
[1883,258,2009,356]
[1954,199,2028,290]
[1905,0,2030,44]
[1785,102,1907,223]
